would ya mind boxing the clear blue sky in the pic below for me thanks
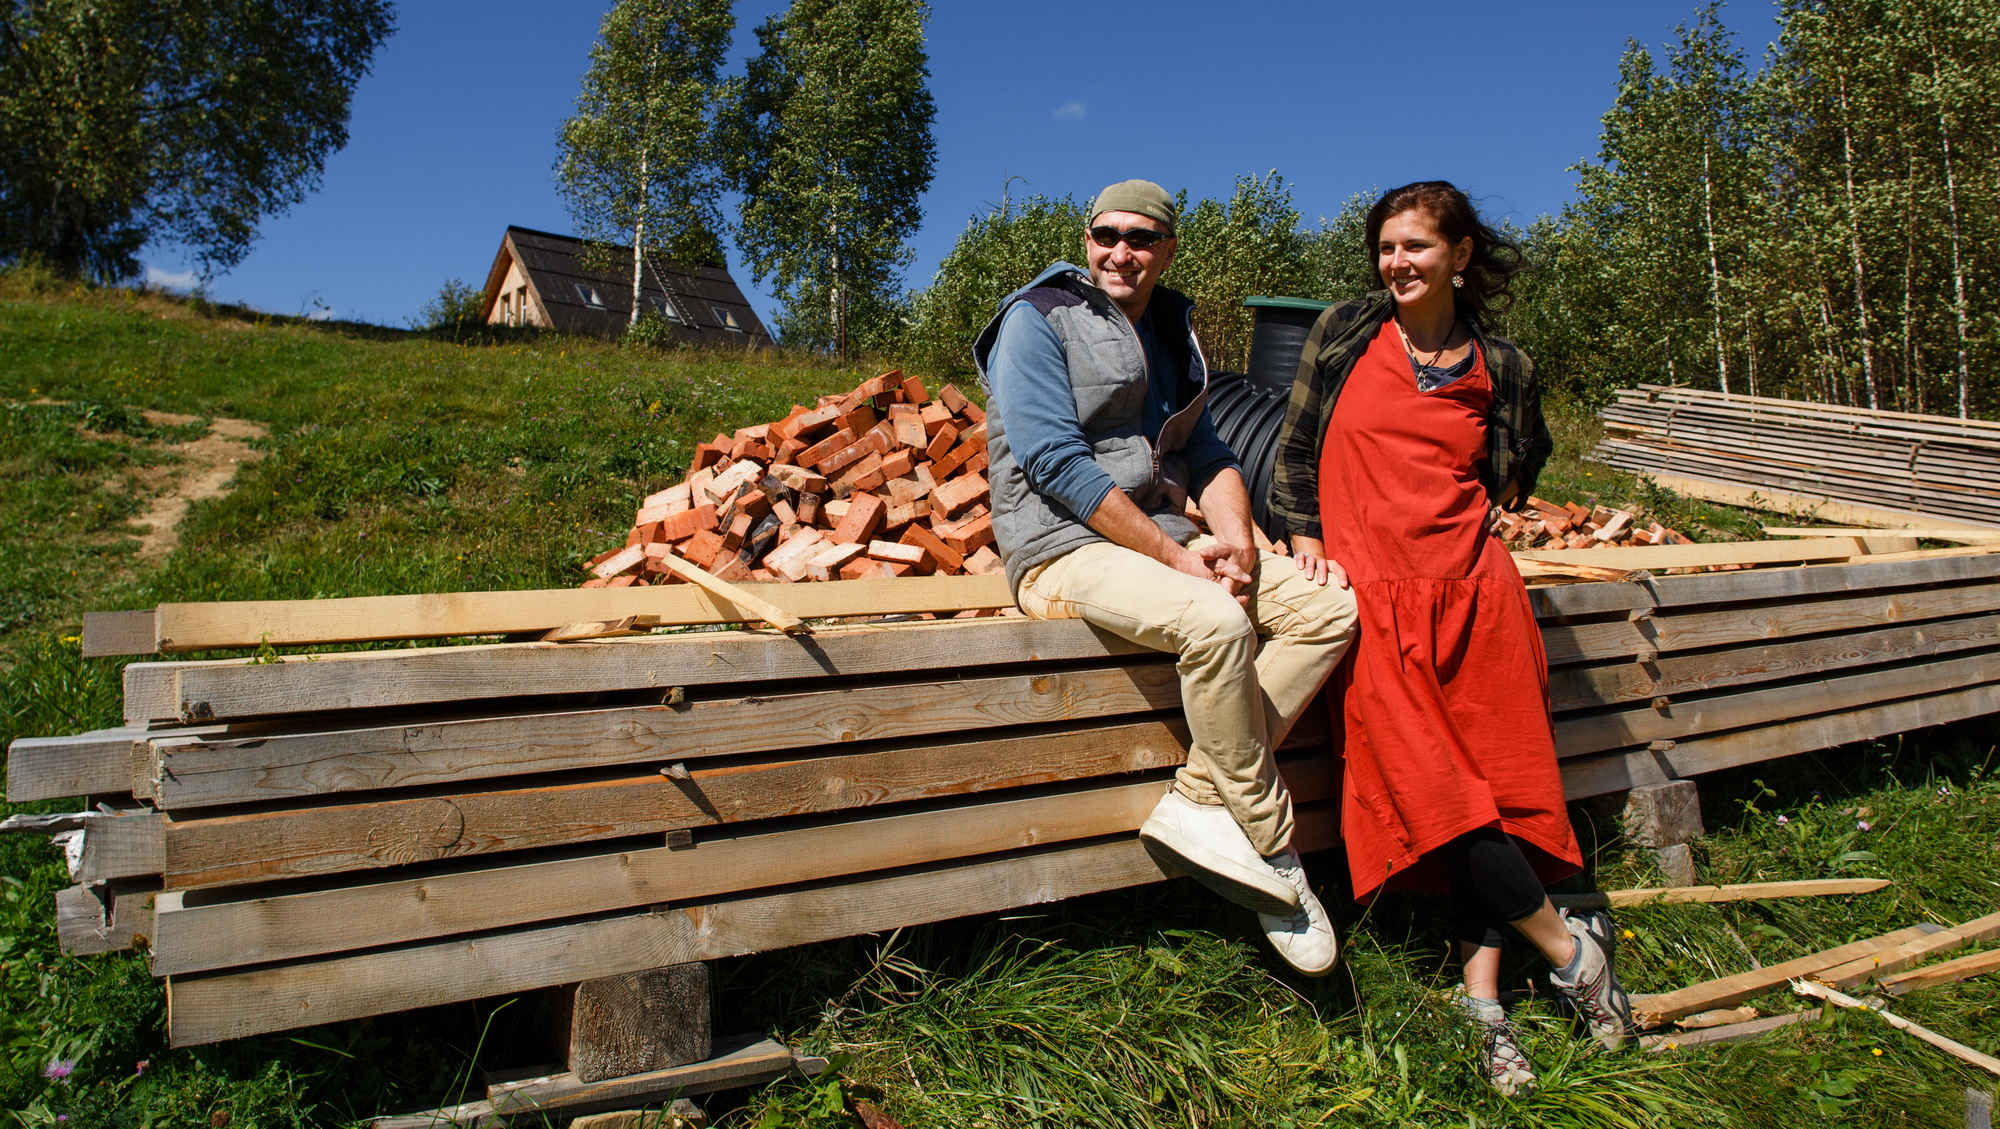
[144,0,1783,331]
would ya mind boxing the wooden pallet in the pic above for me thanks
[7,546,1998,1049]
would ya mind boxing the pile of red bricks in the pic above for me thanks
[1495,497,1692,551]
[582,370,1000,587]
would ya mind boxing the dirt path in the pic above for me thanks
[67,406,271,561]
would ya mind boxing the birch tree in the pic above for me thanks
[555,0,733,328]
[722,0,936,357]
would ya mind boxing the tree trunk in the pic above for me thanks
[1702,146,1730,394]
[631,151,648,330]
[1835,73,1879,409]
[1934,81,1972,419]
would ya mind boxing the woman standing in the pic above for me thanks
[1268,181,1635,1095]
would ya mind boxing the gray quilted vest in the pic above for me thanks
[972,263,1213,594]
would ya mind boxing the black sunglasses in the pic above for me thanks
[1088,224,1171,250]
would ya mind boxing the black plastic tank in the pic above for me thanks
[1208,296,1331,539]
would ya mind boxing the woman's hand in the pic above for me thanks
[1289,535,1350,589]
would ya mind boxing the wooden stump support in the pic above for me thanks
[1621,779,1704,886]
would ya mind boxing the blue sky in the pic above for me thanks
[144,0,1783,330]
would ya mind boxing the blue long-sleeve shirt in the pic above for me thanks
[987,299,1239,521]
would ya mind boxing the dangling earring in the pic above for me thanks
[1451,273,1464,289]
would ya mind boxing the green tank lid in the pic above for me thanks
[1242,295,1331,312]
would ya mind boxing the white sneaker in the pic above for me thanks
[1452,989,1536,1097]
[1138,790,1298,915]
[1257,849,1338,976]
[1549,909,1637,1052]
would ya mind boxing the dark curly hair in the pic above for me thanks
[1364,181,1526,321]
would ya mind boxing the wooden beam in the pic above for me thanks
[152,761,1332,974]
[159,715,1198,890]
[485,1035,808,1118]
[148,660,1178,810]
[1763,526,2000,545]
[79,610,155,658]
[1816,911,2000,987]
[648,550,805,634]
[1601,470,2000,532]
[163,805,1342,1045]
[1642,1009,1822,1053]
[1631,924,1943,1024]
[1554,650,2000,759]
[1792,979,2000,1076]
[1548,612,2000,712]
[6,728,170,803]
[87,573,1015,657]
[1552,878,1890,910]
[1878,949,2000,997]
[55,881,158,956]
[1560,680,2000,800]
[1516,538,1874,571]
[123,616,1140,725]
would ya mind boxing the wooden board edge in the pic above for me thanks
[82,610,157,658]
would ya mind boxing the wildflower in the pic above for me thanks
[1857,820,1872,831]
[135,1060,149,1076]
[44,1059,75,1082]
[1871,1047,1883,1057]
[1776,814,1789,825]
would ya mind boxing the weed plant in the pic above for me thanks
[1,279,1994,1126]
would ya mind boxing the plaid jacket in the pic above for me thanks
[1267,290,1552,540]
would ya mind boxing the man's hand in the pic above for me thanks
[1287,534,1351,589]
[1197,539,1256,608]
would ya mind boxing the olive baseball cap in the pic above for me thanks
[1089,179,1176,234]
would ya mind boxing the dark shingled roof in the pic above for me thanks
[481,225,774,346]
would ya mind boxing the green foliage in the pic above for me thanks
[555,0,734,331]
[412,277,487,336]
[722,0,937,358]
[0,0,394,282]
[900,193,1087,378]
[1172,172,1321,372]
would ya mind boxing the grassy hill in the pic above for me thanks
[1,279,1994,1128]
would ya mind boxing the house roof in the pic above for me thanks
[480,225,773,346]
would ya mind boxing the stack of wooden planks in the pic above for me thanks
[1593,385,2000,529]
[6,543,1998,1051]
[1495,496,1692,552]
[585,370,1000,587]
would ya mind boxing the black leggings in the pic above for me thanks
[1439,828,1548,948]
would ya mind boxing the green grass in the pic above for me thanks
[1,278,1995,1127]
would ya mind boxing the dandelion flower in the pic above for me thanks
[1871,1047,1883,1057]
[1622,928,1636,940]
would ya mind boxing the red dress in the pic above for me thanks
[1318,322,1580,902]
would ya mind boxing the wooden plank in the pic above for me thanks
[164,805,1342,1045]
[1601,469,2000,531]
[1551,878,1890,910]
[152,762,1332,974]
[1553,649,2000,759]
[80,610,156,658]
[69,810,165,884]
[1560,680,2000,800]
[92,574,1016,656]
[1648,582,2000,655]
[149,660,1179,810]
[1792,980,2000,1076]
[7,730,145,802]
[55,882,158,956]
[1525,549,2000,621]
[1878,949,2000,997]
[159,716,1198,890]
[1642,1009,1822,1052]
[124,616,1141,725]
[1517,538,1872,571]
[484,1035,806,1117]
[647,549,804,634]
[1816,911,2000,987]
[1630,923,1944,1024]
[1548,612,2000,712]
[1763,526,2000,544]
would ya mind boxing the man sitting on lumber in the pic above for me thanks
[973,178,1360,975]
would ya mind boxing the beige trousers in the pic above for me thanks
[1017,535,1360,855]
